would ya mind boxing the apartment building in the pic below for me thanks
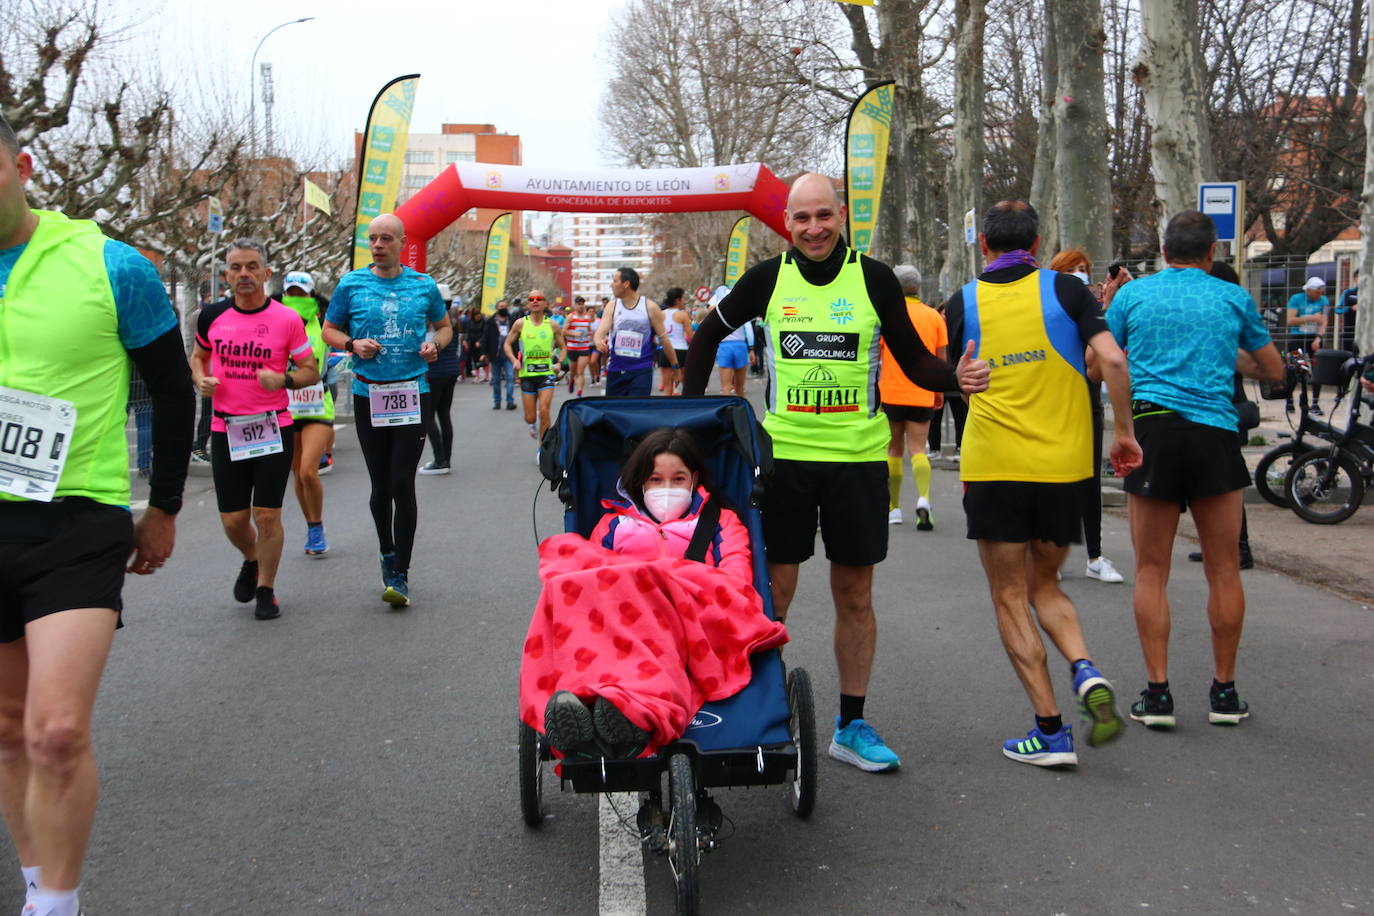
[548,212,657,301]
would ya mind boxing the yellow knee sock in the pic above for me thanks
[911,453,931,501]
[886,456,903,510]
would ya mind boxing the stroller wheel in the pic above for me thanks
[787,667,818,818]
[518,722,545,827]
[667,753,700,915]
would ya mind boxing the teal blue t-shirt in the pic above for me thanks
[0,239,176,349]
[325,265,447,397]
[1108,267,1271,431]
[1286,291,1329,318]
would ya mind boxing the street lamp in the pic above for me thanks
[249,17,315,158]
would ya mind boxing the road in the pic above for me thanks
[3,378,1372,915]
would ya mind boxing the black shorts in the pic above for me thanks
[519,374,557,394]
[963,481,1085,545]
[210,426,296,513]
[566,347,591,359]
[0,498,133,642]
[882,403,936,423]
[1123,409,1250,506]
[658,348,687,369]
[762,459,888,566]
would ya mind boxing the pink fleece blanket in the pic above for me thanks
[519,533,788,755]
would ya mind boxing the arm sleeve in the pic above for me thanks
[105,241,178,350]
[1051,274,1110,343]
[126,328,195,514]
[683,259,779,395]
[944,293,965,364]
[712,509,753,582]
[866,260,960,392]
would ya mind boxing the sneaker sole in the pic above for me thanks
[1130,712,1177,728]
[382,587,411,608]
[546,693,595,753]
[1208,710,1249,725]
[593,697,650,753]
[1002,747,1078,767]
[828,739,899,772]
[1079,684,1125,747]
[417,469,451,476]
[1085,571,1125,583]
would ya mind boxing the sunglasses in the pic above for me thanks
[528,295,546,302]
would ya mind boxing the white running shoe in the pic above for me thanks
[1086,556,1125,583]
[888,508,902,525]
[527,423,537,439]
[914,496,934,531]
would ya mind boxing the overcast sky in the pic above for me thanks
[148,0,630,171]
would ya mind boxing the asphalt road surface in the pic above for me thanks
[3,379,1371,915]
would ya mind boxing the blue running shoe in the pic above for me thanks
[304,524,328,556]
[1071,660,1124,747]
[382,571,411,608]
[829,717,900,772]
[379,552,397,587]
[1002,724,1077,766]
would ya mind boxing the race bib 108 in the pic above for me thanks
[0,385,76,502]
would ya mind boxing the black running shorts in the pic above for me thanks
[1123,409,1251,506]
[0,498,133,642]
[963,480,1085,545]
[519,374,558,394]
[210,426,296,513]
[761,459,888,566]
[658,348,687,369]
[882,403,936,423]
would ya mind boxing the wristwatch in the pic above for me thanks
[344,338,355,353]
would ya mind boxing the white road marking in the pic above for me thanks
[599,792,646,916]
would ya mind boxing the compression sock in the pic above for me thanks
[28,887,79,916]
[1212,679,1236,693]
[22,866,39,899]
[1035,714,1063,735]
[839,694,866,728]
[1147,681,1170,694]
[886,456,903,511]
[910,452,932,500]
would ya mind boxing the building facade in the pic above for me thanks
[397,123,523,241]
[548,212,657,301]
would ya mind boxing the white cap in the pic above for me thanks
[708,284,731,307]
[283,271,314,294]
[436,283,453,302]
[1303,276,1326,290]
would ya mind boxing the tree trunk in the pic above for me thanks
[1029,1,1059,257]
[1358,17,1374,356]
[947,0,987,288]
[1050,0,1112,270]
[1138,0,1214,241]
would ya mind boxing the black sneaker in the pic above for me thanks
[592,696,651,757]
[233,561,259,603]
[254,587,280,620]
[544,691,595,756]
[1209,684,1250,725]
[1239,545,1254,570]
[1129,688,1176,728]
[1310,404,1324,416]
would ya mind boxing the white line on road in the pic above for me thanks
[599,792,646,916]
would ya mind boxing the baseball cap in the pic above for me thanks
[1303,276,1326,290]
[283,271,314,294]
[708,284,731,307]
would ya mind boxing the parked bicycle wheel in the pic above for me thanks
[1284,448,1365,524]
[1254,442,1301,508]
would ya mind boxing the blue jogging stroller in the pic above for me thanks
[520,396,818,915]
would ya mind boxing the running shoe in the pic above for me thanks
[528,423,537,439]
[506,403,517,410]
[888,508,902,525]
[318,453,333,475]
[379,552,397,587]
[382,571,411,608]
[1002,724,1077,766]
[544,690,596,756]
[232,561,258,603]
[254,587,280,620]
[592,696,651,758]
[829,717,901,772]
[418,461,451,475]
[1209,684,1250,725]
[1071,660,1124,747]
[304,524,328,556]
[189,451,211,466]
[915,496,934,531]
[1310,403,1324,416]
[577,387,584,397]
[491,404,501,410]
[1129,688,1176,728]
[1085,556,1124,583]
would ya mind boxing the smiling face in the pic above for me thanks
[645,452,696,492]
[785,173,846,262]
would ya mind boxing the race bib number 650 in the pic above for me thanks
[0,385,76,502]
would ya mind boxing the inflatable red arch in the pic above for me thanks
[394,162,791,271]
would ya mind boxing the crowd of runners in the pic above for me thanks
[0,102,1296,914]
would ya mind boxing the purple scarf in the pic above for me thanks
[985,249,1038,272]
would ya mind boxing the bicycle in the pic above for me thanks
[1253,350,1340,507]
[1282,354,1374,524]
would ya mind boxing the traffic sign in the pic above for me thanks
[1198,182,1241,244]
[695,286,711,303]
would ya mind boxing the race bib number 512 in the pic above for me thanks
[0,385,77,502]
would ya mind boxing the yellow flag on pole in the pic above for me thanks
[351,74,420,270]
[481,213,513,315]
[845,81,894,255]
[303,178,332,216]
[723,216,751,288]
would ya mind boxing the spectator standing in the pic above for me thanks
[420,284,461,475]
[1286,277,1330,413]
[482,301,517,410]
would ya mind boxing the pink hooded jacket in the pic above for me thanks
[588,485,753,582]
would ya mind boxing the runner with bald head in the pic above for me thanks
[684,171,990,772]
[323,213,452,607]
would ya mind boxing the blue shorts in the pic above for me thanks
[605,368,653,397]
[716,339,750,370]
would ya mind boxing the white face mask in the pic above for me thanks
[643,486,693,521]
[1071,271,1090,284]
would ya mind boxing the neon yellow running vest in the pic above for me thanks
[0,210,131,506]
[283,295,335,423]
[518,319,555,377]
[763,249,887,461]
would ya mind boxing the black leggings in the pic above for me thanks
[1081,394,1105,559]
[353,392,434,573]
[427,376,457,464]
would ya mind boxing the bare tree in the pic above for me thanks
[1028,0,1060,255]
[1050,0,1114,269]
[946,0,987,287]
